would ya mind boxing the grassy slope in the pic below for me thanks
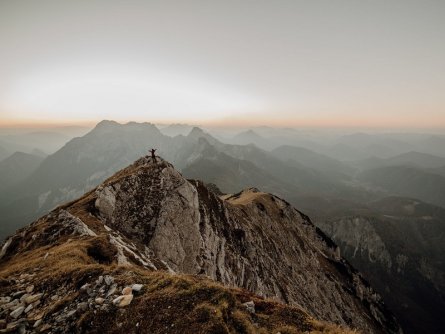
[0,234,356,334]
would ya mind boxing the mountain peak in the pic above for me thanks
[187,126,206,138]
[94,119,120,129]
[92,120,161,135]
[0,156,401,334]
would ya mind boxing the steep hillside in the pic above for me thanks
[318,197,445,334]
[0,239,356,334]
[0,156,401,334]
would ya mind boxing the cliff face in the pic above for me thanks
[318,208,445,334]
[0,156,401,334]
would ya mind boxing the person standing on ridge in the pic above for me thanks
[149,148,157,163]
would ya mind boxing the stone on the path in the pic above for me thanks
[12,291,26,298]
[33,311,45,320]
[33,319,42,328]
[113,295,123,304]
[95,297,105,305]
[106,284,117,297]
[118,294,133,307]
[19,293,30,303]
[104,275,114,285]
[242,300,255,314]
[77,302,88,311]
[10,305,25,319]
[122,287,132,295]
[25,293,43,304]
[4,299,20,310]
[67,309,77,317]
[132,284,143,292]
[113,294,133,307]
[24,304,33,313]
[26,285,34,293]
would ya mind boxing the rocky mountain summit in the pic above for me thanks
[0,156,401,333]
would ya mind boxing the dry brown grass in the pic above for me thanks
[273,325,302,334]
[224,189,287,219]
[0,201,359,334]
[225,189,268,206]
[308,319,361,334]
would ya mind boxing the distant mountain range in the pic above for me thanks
[1,121,444,333]
[0,152,44,192]
[356,151,445,170]
[0,128,89,161]
[2,121,445,239]
[358,166,445,207]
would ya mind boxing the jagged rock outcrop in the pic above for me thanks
[0,156,401,333]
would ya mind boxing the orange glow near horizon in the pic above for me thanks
[2,1,445,132]
[0,118,98,129]
[2,112,445,130]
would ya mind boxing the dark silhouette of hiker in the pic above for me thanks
[149,148,157,163]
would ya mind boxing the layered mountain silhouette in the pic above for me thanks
[357,166,445,207]
[0,121,357,240]
[356,151,445,170]
[1,121,444,333]
[0,152,44,192]
[0,155,401,333]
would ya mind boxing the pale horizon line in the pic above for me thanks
[1,118,445,132]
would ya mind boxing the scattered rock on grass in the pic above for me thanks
[132,284,143,292]
[122,286,132,295]
[113,294,133,307]
[242,300,255,314]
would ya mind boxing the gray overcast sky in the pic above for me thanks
[1,0,444,127]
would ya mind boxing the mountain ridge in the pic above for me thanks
[0,155,401,333]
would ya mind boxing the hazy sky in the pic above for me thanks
[1,0,444,128]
